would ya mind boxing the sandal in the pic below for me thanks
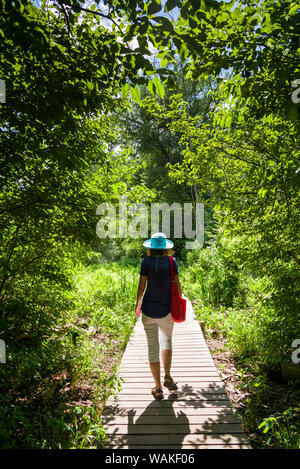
[151,387,164,400]
[163,375,178,390]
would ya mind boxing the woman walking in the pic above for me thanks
[135,232,183,400]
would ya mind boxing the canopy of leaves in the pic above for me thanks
[0,0,173,346]
[172,0,300,120]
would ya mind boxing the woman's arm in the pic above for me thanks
[135,275,147,316]
[174,274,182,296]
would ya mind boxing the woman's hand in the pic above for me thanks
[135,275,147,318]
[135,301,142,318]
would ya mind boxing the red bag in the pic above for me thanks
[169,256,186,323]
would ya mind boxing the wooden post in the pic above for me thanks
[199,321,206,340]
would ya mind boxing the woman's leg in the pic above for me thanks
[161,349,172,376]
[158,313,174,377]
[141,314,162,391]
[149,362,161,389]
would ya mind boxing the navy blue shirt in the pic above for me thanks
[139,256,179,318]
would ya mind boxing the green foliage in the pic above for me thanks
[116,63,217,260]
[182,242,242,307]
[176,0,300,120]
[188,251,299,370]
[0,255,138,449]
[73,261,137,332]
[0,0,178,320]
[0,244,76,386]
[258,408,300,449]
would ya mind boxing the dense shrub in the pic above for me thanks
[182,237,300,370]
[182,241,244,308]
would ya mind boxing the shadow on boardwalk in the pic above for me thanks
[127,399,190,449]
[102,383,249,449]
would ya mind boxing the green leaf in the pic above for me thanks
[148,0,162,16]
[147,80,154,95]
[152,76,164,99]
[217,12,229,23]
[86,81,94,91]
[130,86,141,103]
[121,82,130,98]
[153,16,175,33]
[160,55,168,67]
[165,0,180,12]
[166,75,176,89]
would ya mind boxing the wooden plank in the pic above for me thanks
[122,354,214,359]
[119,380,224,390]
[119,366,215,371]
[118,382,223,389]
[119,370,220,376]
[130,336,206,340]
[105,423,245,435]
[129,334,206,338]
[122,355,214,359]
[119,373,220,378]
[102,414,241,425]
[123,358,215,362]
[119,373,220,377]
[124,352,210,356]
[127,341,208,346]
[128,342,208,346]
[124,348,209,352]
[123,348,212,352]
[107,393,230,402]
[123,352,211,355]
[116,383,227,392]
[102,405,236,417]
[116,390,226,398]
[122,351,213,356]
[121,361,214,366]
[118,374,221,380]
[120,356,215,360]
[103,396,232,413]
[128,336,207,340]
[122,366,218,370]
[119,368,216,372]
[120,366,217,370]
[105,433,250,447]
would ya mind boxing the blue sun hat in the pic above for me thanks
[143,232,174,250]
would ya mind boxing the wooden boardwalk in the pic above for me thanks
[102,299,250,449]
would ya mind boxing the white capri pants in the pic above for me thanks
[142,313,174,363]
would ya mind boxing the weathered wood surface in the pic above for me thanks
[102,299,251,449]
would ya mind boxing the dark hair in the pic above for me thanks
[146,248,174,257]
[151,249,165,256]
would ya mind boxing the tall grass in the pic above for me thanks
[74,262,137,337]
